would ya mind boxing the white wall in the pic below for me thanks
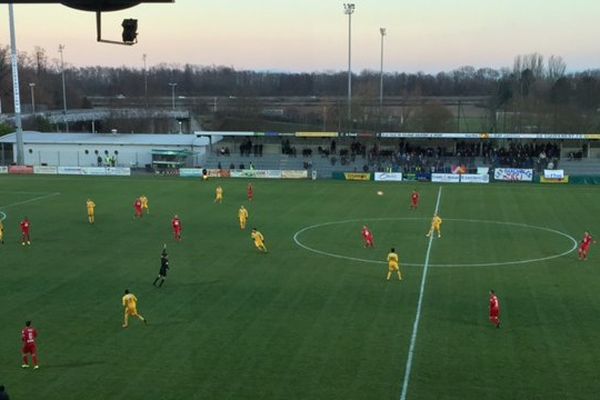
[22,143,208,167]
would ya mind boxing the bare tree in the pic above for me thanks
[547,55,566,82]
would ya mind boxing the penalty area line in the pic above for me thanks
[0,192,61,210]
[400,186,442,400]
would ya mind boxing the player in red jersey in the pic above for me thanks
[21,320,39,369]
[489,290,500,328]
[578,231,596,261]
[247,183,254,201]
[20,217,31,246]
[362,225,374,248]
[410,189,420,210]
[134,198,143,218]
[171,215,182,241]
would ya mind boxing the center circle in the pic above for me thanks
[293,217,578,268]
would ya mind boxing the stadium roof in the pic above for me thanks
[0,132,212,146]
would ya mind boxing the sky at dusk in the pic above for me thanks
[1,0,599,73]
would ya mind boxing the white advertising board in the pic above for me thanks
[494,168,534,182]
[374,172,403,182]
[431,173,460,183]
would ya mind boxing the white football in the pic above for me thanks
[377,191,384,196]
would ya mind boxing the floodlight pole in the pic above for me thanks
[59,44,68,132]
[8,4,24,165]
[29,83,36,114]
[143,54,148,108]
[344,3,355,128]
[379,28,386,108]
[169,82,177,110]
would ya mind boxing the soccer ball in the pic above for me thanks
[377,191,384,196]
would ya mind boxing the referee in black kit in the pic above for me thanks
[153,244,170,288]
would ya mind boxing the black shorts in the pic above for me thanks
[159,267,168,277]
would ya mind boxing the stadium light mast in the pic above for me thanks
[8,4,24,165]
[344,3,355,128]
[29,83,36,114]
[379,28,386,108]
[143,53,148,108]
[168,82,177,110]
[58,44,68,132]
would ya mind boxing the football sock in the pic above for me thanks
[153,277,159,286]
[397,272,402,280]
[23,356,28,365]
[386,272,391,280]
[158,279,164,287]
[33,355,38,366]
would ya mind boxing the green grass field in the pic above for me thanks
[1,175,599,400]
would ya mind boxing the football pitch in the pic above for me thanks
[1,175,599,400]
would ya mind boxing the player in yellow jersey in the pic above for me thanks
[140,195,149,214]
[0,219,4,244]
[238,205,249,230]
[426,214,443,238]
[251,228,267,252]
[86,199,96,224]
[121,289,147,328]
[386,247,402,281]
[215,186,223,203]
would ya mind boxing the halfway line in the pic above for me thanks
[399,186,442,400]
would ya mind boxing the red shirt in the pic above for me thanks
[22,327,37,344]
[583,234,593,246]
[412,192,419,201]
[172,218,181,230]
[20,220,30,232]
[134,200,142,209]
[362,229,372,240]
[490,295,500,312]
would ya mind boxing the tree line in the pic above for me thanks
[1,45,600,133]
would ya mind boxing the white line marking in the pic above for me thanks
[400,186,442,400]
[0,192,61,210]
[292,217,578,268]
[0,211,6,221]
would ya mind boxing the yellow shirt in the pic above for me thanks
[432,216,442,226]
[140,196,148,207]
[122,293,138,310]
[216,187,223,196]
[251,231,264,243]
[387,252,399,265]
[86,200,96,212]
[239,208,248,220]
[0,221,4,234]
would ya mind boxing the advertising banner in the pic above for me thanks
[403,173,416,182]
[477,167,489,175]
[281,170,308,179]
[494,168,533,182]
[179,168,203,177]
[460,174,490,183]
[230,170,282,179]
[431,173,460,183]
[344,172,371,181]
[9,165,34,175]
[33,166,58,175]
[374,172,403,182]
[540,176,569,184]
[105,167,131,176]
[0,166,9,174]
[58,166,83,175]
[81,167,108,176]
[544,169,565,179]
